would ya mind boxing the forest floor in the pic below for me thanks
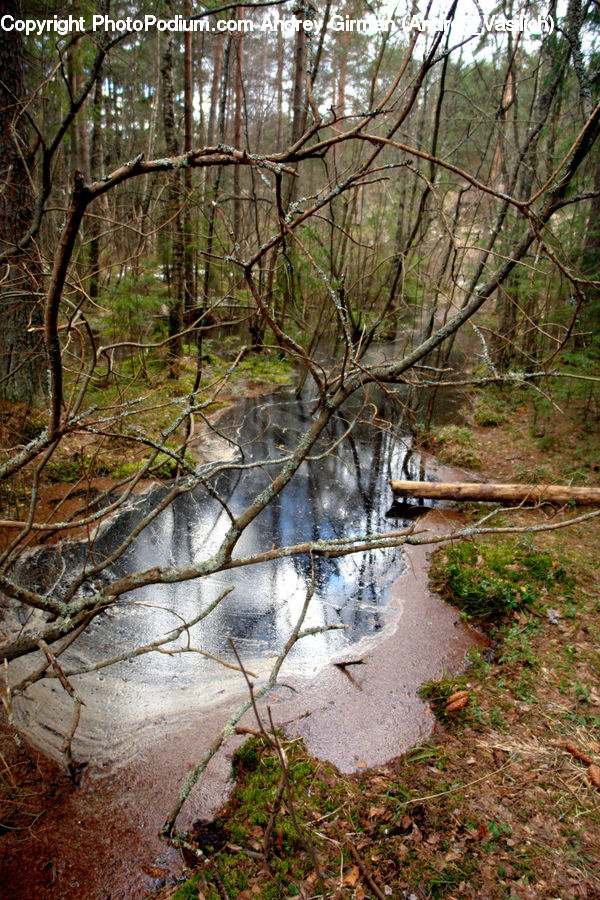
[1,367,599,900]
[146,381,600,900]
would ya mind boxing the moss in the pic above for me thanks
[45,453,94,483]
[474,390,508,426]
[430,537,571,620]
[426,424,482,469]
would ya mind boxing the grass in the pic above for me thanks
[474,387,509,427]
[151,525,599,900]
[429,537,572,620]
[423,424,483,470]
[2,343,294,488]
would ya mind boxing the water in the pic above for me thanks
[9,388,445,762]
[3,387,483,900]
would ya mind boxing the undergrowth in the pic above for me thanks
[423,424,482,470]
[429,537,572,620]
[154,532,599,900]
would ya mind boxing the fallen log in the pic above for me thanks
[389,480,600,506]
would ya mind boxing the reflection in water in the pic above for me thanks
[10,389,441,761]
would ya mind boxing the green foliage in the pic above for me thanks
[430,538,570,620]
[231,739,262,778]
[148,448,196,479]
[19,418,46,442]
[200,345,293,386]
[46,452,96,483]
[474,388,508,426]
[237,353,292,383]
[418,676,473,726]
[101,270,167,344]
[171,874,205,899]
[426,425,482,469]
[171,737,352,898]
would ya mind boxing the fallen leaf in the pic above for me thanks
[370,776,389,788]
[588,764,600,788]
[446,691,470,713]
[446,689,469,706]
[368,805,387,819]
[142,865,165,878]
[444,846,463,863]
[493,748,508,768]
[409,822,423,844]
[343,865,360,887]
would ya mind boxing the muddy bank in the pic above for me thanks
[0,509,482,900]
[276,510,485,772]
[1,384,483,898]
[6,390,454,767]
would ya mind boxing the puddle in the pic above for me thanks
[1,389,482,899]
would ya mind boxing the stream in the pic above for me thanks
[3,386,482,899]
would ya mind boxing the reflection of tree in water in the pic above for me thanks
[17,389,437,670]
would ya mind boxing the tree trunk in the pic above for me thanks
[390,480,600,506]
[88,52,104,301]
[161,18,185,375]
[233,6,243,244]
[183,0,195,311]
[0,0,44,402]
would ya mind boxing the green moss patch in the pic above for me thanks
[430,538,571,620]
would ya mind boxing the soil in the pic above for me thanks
[1,387,599,900]
[0,507,484,900]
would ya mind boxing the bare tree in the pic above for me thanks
[1,0,600,849]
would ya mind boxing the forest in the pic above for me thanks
[0,0,599,898]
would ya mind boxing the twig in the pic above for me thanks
[161,561,329,837]
[37,639,83,703]
[0,749,18,789]
[398,760,513,805]
[263,773,286,857]
[267,706,328,900]
[63,697,83,783]
[168,834,231,900]
[344,836,387,900]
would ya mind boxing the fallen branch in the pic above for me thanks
[390,480,600,506]
[344,837,387,900]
